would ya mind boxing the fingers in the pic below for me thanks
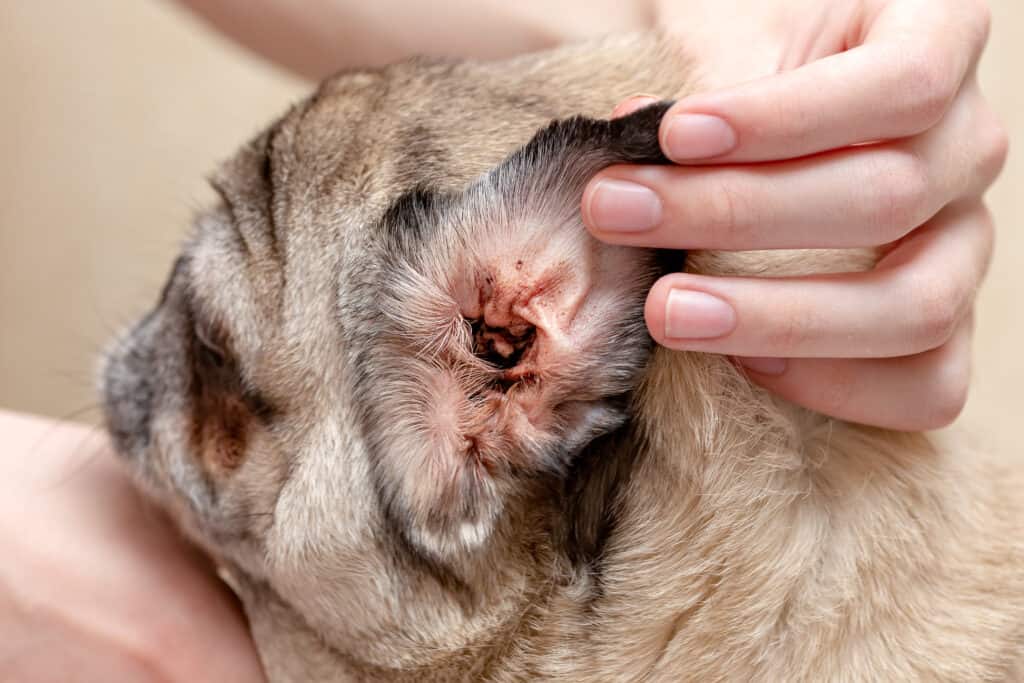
[643,201,993,358]
[737,313,974,431]
[596,0,997,431]
[585,80,1006,250]
[653,0,990,163]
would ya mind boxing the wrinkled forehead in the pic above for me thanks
[181,61,575,378]
[187,60,577,315]
[274,61,571,209]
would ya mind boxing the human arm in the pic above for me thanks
[0,410,266,682]
[176,0,649,78]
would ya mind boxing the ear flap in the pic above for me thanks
[379,101,674,251]
[363,103,677,560]
[484,100,674,206]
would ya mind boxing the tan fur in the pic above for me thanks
[102,34,1024,681]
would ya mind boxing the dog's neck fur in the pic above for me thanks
[235,343,1024,681]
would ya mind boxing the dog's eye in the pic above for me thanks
[194,318,227,369]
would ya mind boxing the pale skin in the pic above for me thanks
[0,411,265,682]
[3,0,1005,677]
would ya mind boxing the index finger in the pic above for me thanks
[660,0,990,164]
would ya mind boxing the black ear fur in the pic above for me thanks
[600,100,676,163]
[503,100,674,170]
[381,101,676,254]
[485,100,675,206]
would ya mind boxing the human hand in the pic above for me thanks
[0,411,266,682]
[582,0,1007,430]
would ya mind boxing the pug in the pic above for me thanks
[101,34,1024,681]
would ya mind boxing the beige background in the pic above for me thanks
[1,2,1021,451]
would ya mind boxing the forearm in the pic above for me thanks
[0,410,265,681]
[177,0,654,79]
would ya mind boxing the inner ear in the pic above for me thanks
[361,103,680,561]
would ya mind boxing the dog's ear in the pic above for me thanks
[484,100,673,204]
[356,103,678,560]
[488,100,674,197]
[379,101,674,250]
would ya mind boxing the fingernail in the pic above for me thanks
[664,289,736,340]
[738,357,787,376]
[587,179,662,232]
[663,113,737,161]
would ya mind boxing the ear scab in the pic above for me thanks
[366,104,674,559]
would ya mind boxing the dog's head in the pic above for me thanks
[101,43,691,673]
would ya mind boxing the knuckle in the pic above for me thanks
[903,272,962,350]
[698,178,750,243]
[976,203,997,266]
[868,150,931,237]
[969,0,993,46]
[979,116,1010,180]
[816,365,859,419]
[922,349,971,429]
[898,48,957,129]
[764,306,815,352]
[931,380,969,429]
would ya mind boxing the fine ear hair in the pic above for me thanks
[362,102,676,561]
[488,99,674,199]
[380,101,675,249]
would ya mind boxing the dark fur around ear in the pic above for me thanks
[492,99,674,186]
[381,101,675,253]
[183,289,276,479]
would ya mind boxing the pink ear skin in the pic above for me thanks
[394,226,654,558]
[374,106,673,557]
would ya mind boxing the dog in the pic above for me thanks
[101,34,1024,681]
